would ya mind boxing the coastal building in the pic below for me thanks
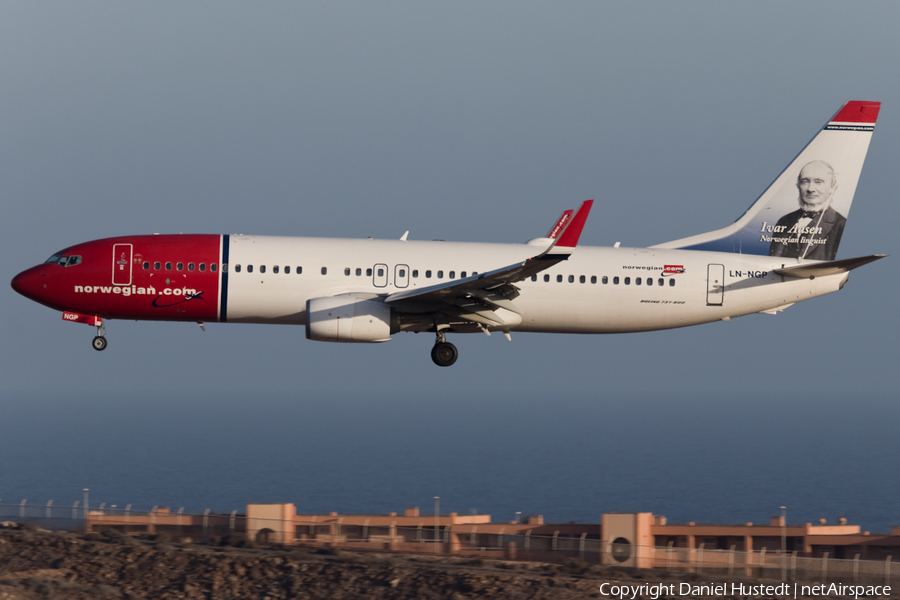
[83,504,900,567]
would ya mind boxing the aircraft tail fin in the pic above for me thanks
[652,101,880,261]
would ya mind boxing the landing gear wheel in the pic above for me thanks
[92,336,108,351]
[431,342,458,367]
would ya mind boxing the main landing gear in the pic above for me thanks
[92,324,107,351]
[431,330,457,367]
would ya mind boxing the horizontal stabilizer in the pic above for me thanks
[774,254,886,279]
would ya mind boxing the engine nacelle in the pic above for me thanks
[306,295,393,343]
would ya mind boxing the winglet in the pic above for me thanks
[546,210,574,239]
[554,200,593,248]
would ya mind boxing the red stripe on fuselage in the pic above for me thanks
[15,235,221,322]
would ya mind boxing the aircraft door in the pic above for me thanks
[394,264,409,288]
[373,263,388,287]
[112,244,133,286]
[706,264,724,306]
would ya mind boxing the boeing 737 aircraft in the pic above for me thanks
[11,101,885,366]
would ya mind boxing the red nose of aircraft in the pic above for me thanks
[10,266,48,304]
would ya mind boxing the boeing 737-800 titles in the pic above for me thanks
[11,101,886,366]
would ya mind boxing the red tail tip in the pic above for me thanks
[831,101,881,124]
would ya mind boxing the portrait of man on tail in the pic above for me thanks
[768,160,846,260]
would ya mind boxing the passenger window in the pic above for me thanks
[143,262,149,270]
[636,277,641,285]
[580,275,585,283]
[449,271,455,279]
[412,270,418,278]
[235,264,241,273]
[591,275,597,284]
[625,277,630,285]
[669,278,675,287]
[176,262,184,271]
[557,275,563,283]
[613,276,619,284]
[211,264,217,272]
[199,263,206,272]
[544,274,550,282]
[188,263,195,271]
[222,264,228,273]
[367,268,373,276]
[377,268,384,277]
[568,275,574,283]
[273,265,279,274]
[285,266,291,274]
[164,262,171,270]
[425,270,432,278]
[602,276,608,284]
[344,268,351,276]
[297,266,302,274]
[260,265,266,274]
[399,269,406,278]
[531,275,537,282]
[437,270,444,279]
[461,271,467,278]
[247,265,253,273]
[321,267,327,275]
[646,277,652,286]
[154,262,161,270]
[356,268,362,276]
[658,278,664,286]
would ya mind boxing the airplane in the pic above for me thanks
[11,101,886,367]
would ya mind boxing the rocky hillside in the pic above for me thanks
[0,526,895,599]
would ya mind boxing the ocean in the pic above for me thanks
[1,391,897,532]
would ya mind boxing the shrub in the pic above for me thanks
[152,531,172,544]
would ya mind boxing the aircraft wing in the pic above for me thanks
[385,201,593,323]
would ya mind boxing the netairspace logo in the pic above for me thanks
[598,582,891,599]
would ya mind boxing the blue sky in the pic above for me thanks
[1,2,898,526]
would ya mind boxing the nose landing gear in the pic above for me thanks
[431,330,457,367]
[92,324,107,351]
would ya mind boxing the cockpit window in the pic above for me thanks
[45,255,82,267]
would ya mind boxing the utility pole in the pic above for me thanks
[83,489,89,532]
[781,506,787,580]
[434,496,440,554]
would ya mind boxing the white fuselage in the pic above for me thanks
[224,235,845,333]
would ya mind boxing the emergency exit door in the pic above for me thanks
[706,263,724,306]
[372,263,388,287]
[394,264,409,288]
[112,244,133,286]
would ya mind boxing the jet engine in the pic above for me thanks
[306,295,395,343]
